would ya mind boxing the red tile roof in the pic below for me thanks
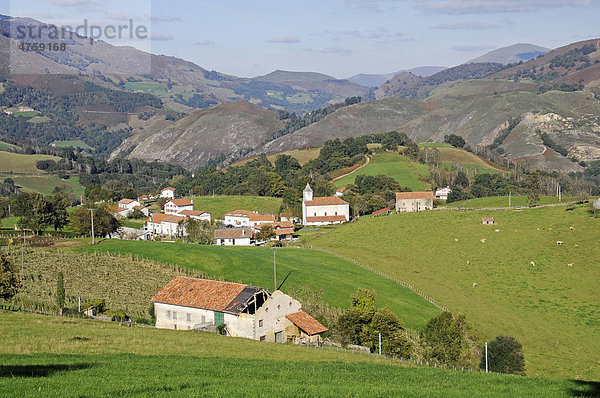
[162,187,175,191]
[118,199,135,204]
[152,276,249,313]
[146,213,187,224]
[225,210,276,222]
[168,198,193,207]
[304,196,349,206]
[372,207,390,215]
[286,311,328,335]
[305,215,347,223]
[274,228,294,236]
[336,186,347,193]
[133,205,145,211]
[214,228,253,239]
[482,217,495,222]
[108,205,127,214]
[178,210,207,217]
[395,191,434,200]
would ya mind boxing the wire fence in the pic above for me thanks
[296,245,450,313]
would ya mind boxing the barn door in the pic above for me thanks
[214,311,224,326]
[275,331,283,343]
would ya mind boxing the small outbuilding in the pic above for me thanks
[482,217,495,225]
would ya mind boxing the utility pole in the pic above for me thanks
[78,296,81,312]
[21,229,25,275]
[274,249,277,291]
[90,208,95,245]
[509,191,511,208]
[485,342,488,373]
[378,333,382,355]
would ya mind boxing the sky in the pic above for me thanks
[2,0,600,78]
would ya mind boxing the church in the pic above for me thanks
[302,183,350,226]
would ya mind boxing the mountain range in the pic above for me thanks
[0,14,599,173]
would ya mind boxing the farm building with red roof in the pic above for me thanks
[395,191,434,213]
[152,277,328,344]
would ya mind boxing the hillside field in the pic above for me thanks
[445,195,576,209]
[0,152,60,173]
[305,205,600,380]
[1,312,594,397]
[76,240,440,330]
[3,175,84,196]
[334,153,431,191]
[231,147,321,167]
[192,195,283,220]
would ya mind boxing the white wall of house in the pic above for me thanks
[254,291,302,342]
[224,313,255,339]
[164,203,193,215]
[161,189,175,199]
[189,213,211,222]
[216,237,252,246]
[154,302,215,330]
[146,221,186,237]
[395,198,433,212]
[224,215,250,227]
[119,200,140,210]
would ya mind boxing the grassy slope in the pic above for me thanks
[51,139,94,150]
[334,153,431,191]
[437,147,503,172]
[231,147,321,167]
[192,195,283,220]
[306,205,600,380]
[76,241,440,330]
[446,196,576,209]
[1,312,592,398]
[0,152,60,173]
[6,175,84,196]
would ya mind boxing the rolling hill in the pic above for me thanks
[255,70,367,98]
[2,312,594,397]
[347,66,447,87]
[123,102,285,170]
[305,204,600,380]
[468,43,550,65]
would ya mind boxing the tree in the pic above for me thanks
[70,206,121,237]
[0,254,21,300]
[403,142,420,160]
[48,190,70,231]
[454,171,469,188]
[56,272,65,315]
[481,335,525,375]
[12,192,54,234]
[421,312,478,368]
[185,219,215,244]
[525,172,541,206]
[444,134,466,148]
[256,225,275,242]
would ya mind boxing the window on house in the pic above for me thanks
[265,307,269,312]
[187,313,191,322]
[173,324,177,330]
[277,304,281,310]
[166,310,171,317]
[335,211,338,215]
[260,335,266,342]
[259,319,263,328]
[324,212,327,216]
[173,311,177,320]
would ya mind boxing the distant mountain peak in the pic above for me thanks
[468,43,550,65]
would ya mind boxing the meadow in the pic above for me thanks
[0,312,597,397]
[445,195,576,209]
[334,153,431,191]
[0,152,60,173]
[230,147,321,167]
[51,139,94,150]
[3,175,84,196]
[192,195,283,220]
[305,204,600,380]
[76,240,441,330]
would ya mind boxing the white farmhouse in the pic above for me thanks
[223,210,276,228]
[214,228,253,246]
[152,276,328,344]
[435,186,452,201]
[145,213,187,237]
[178,210,211,222]
[160,187,176,199]
[302,183,349,226]
[118,198,140,210]
[164,198,194,215]
[395,191,434,212]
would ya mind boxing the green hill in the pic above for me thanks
[334,153,431,191]
[0,152,60,173]
[305,205,600,380]
[2,312,593,397]
[76,241,440,331]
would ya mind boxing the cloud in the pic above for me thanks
[302,47,353,55]
[148,15,182,23]
[433,22,498,30]
[346,0,595,13]
[150,32,174,41]
[451,44,495,52]
[193,40,215,46]
[266,35,300,43]
[421,0,594,14]
[323,28,410,41]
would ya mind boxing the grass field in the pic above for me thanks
[3,175,85,196]
[28,115,50,124]
[437,147,504,172]
[306,205,600,380]
[122,218,146,229]
[76,240,441,330]
[0,141,18,149]
[51,139,93,150]
[2,312,595,397]
[334,153,431,191]
[445,196,577,209]
[0,152,60,173]
[192,195,283,220]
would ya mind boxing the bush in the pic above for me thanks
[481,335,525,375]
